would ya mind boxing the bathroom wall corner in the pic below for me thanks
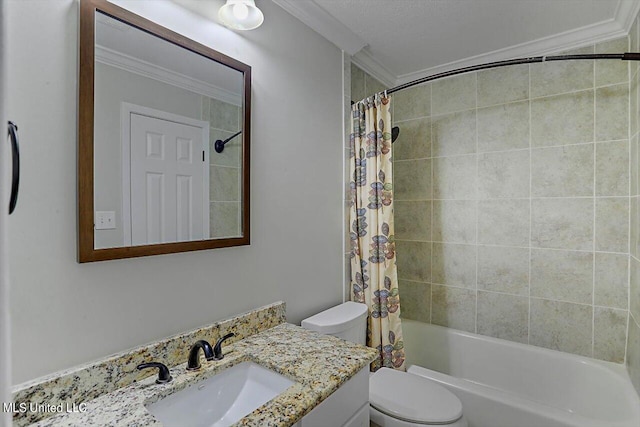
[627,9,640,398]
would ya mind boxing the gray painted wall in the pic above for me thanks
[6,0,344,384]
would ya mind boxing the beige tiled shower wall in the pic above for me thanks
[392,38,632,364]
[628,14,640,394]
[204,97,242,238]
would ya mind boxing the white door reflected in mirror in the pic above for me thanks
[129,111,209,246]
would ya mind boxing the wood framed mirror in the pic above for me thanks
[79,0,251,262]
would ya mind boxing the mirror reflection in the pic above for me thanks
[93,11,245,250]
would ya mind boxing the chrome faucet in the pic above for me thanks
[186,340,215,371]
[213,333,235,360]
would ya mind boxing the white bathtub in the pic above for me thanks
[402,319,640,427]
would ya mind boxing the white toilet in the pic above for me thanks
[302,302,468,427]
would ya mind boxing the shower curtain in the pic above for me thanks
[349,94,405,372]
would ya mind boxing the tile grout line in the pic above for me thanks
[475,72,479,335]
[398,196,630,202]
[394,138,631,164]
[592,54,597,359]
[531,82,624,102]
[528,62,533,346]
[429,82,434,325]
[394,239,629,255]
[402,281,629,309]
[625,33,633,365]
[403,81,628,123]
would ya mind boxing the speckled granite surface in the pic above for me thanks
[12,302,287,426]
[27,323,377,427]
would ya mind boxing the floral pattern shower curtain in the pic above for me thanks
[349,94,406,372]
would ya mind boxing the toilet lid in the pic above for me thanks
[370,368,463,424]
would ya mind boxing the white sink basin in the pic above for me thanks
[146,361,295,427]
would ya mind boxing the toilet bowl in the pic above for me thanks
[301,302,468,427]
[369,368,467,427]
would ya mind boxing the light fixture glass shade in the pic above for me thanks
[219,0,264,31]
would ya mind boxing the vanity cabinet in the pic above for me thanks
[294,367,369,427]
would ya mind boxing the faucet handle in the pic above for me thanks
[213,333,235,360]
[137,362,172,384]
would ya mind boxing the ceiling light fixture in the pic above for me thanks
[218,0,264,31]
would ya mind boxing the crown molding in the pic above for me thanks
[351,48,396,88]
[95,45,242,106]
[273,0,640,87]
[271,0,367,55]
[395,19,625,85]
[616,0,640,32]
[396,0,640,85]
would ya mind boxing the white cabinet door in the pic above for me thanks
[301,368,369,427]
[343,404,370,427]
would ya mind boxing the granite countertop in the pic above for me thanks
[31,323,378,427]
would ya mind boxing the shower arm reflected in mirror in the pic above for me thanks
[214,130,242,153]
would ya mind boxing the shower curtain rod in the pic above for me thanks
[385,52,640,95]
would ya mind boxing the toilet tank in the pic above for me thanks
[301,302,368,345]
